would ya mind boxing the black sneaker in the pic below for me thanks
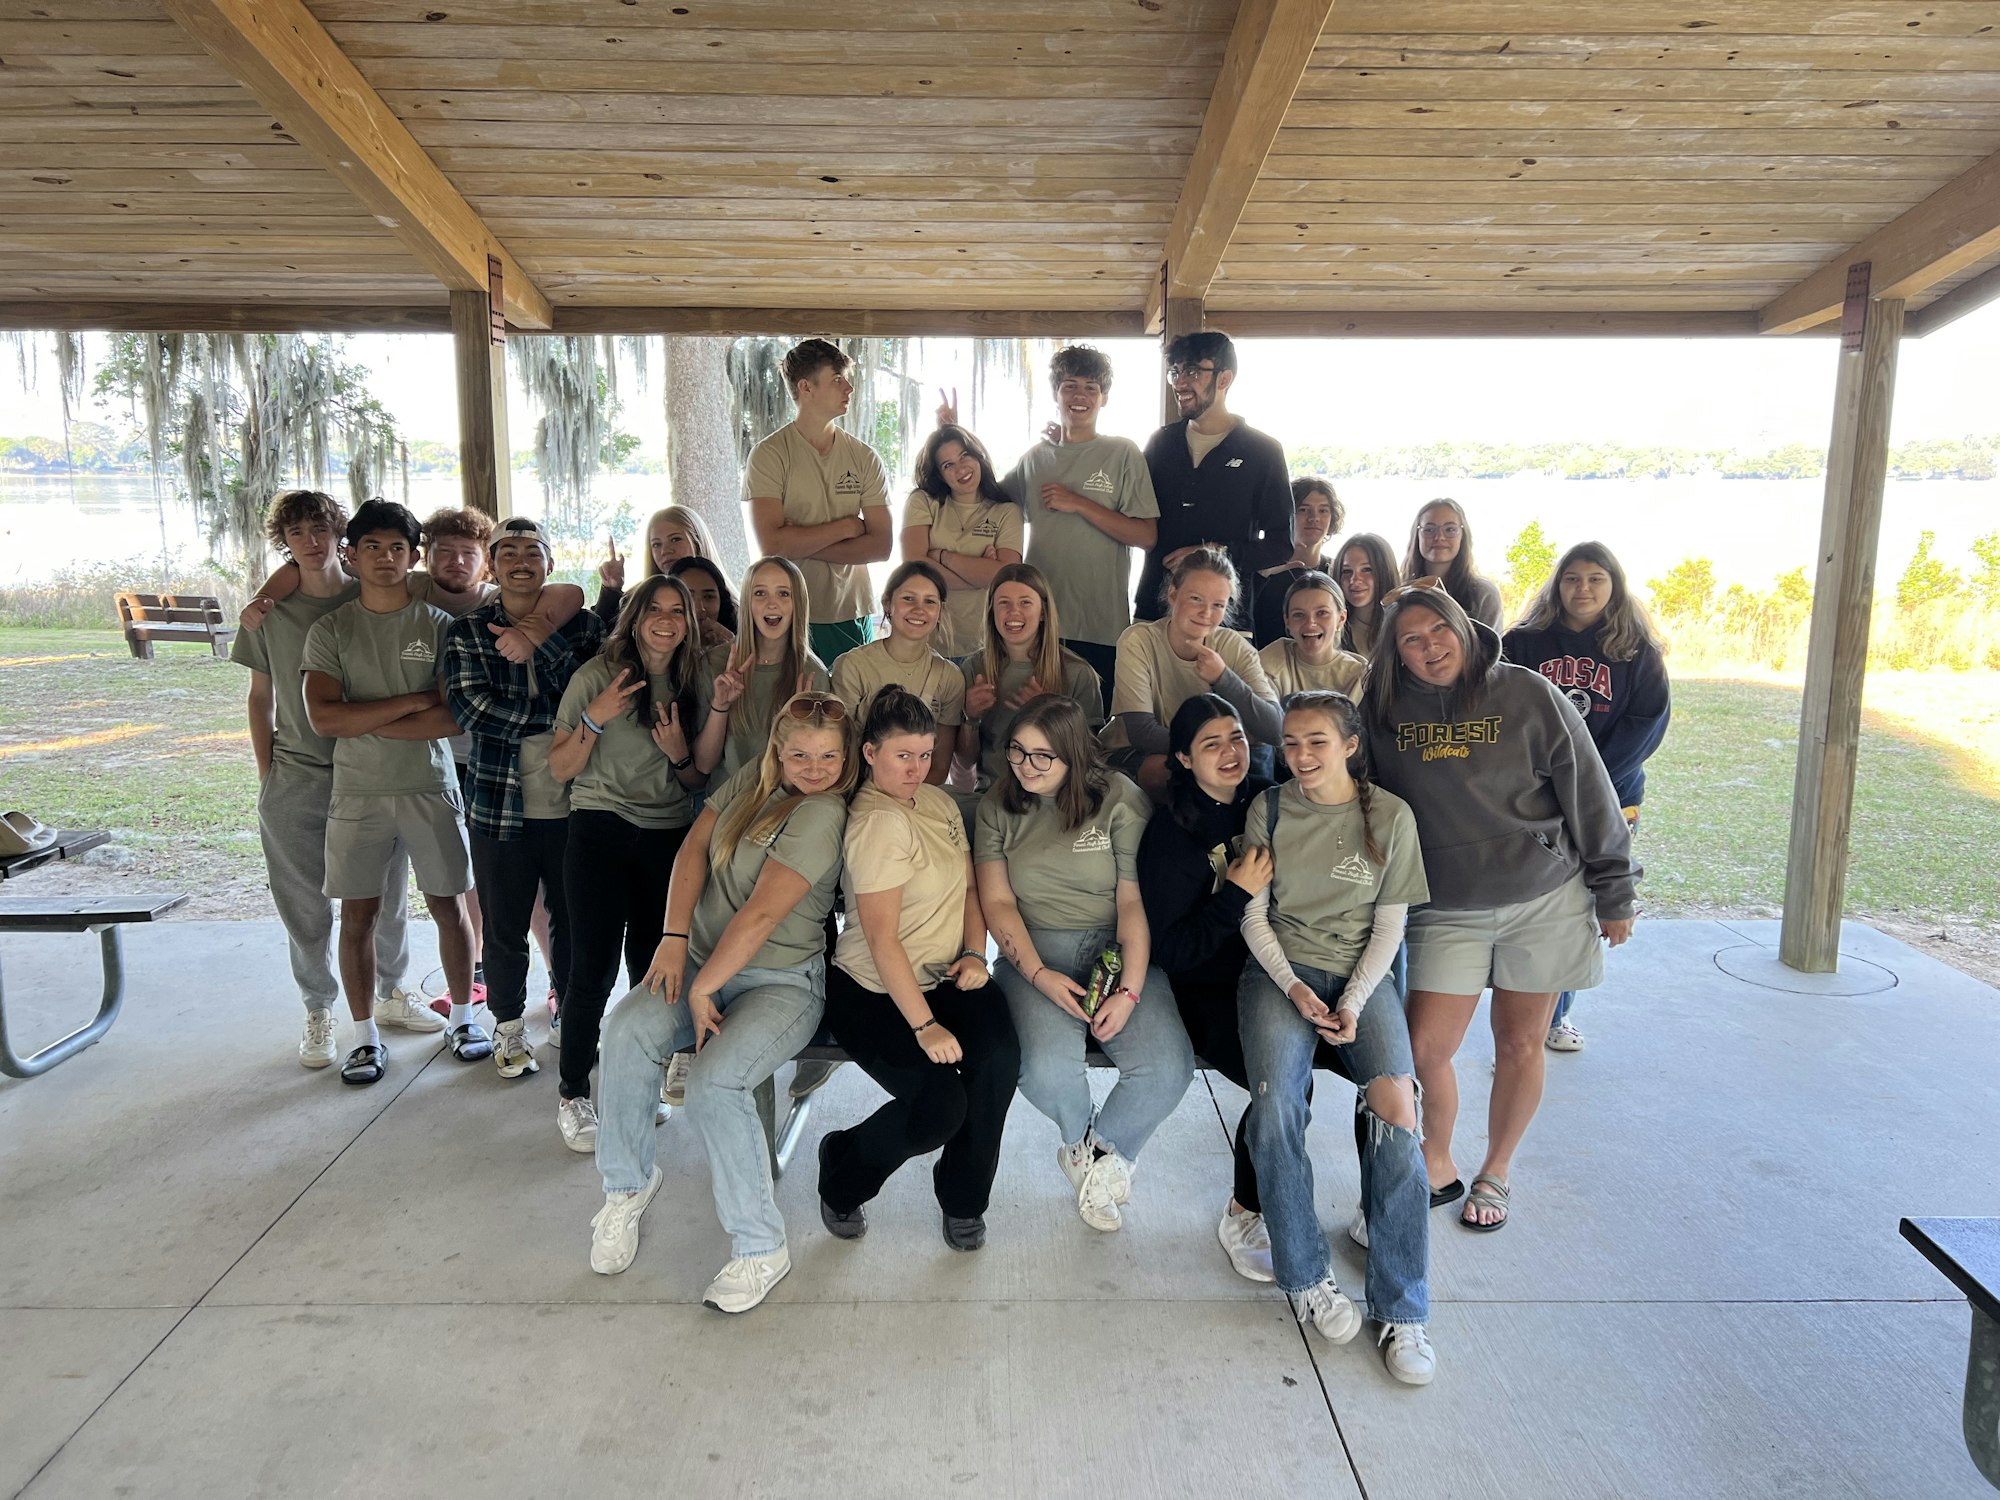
[816,1133,866,1240]
[941,1211,986,1252]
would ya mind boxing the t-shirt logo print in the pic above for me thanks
[1072,826,1112,854]
[834,469,863,497]
[401,638,436,663]
[1329,851,1374,885]
[1082,469,1116,494]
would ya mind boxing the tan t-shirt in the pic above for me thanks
[974,772,1149,931]
[1259,641,1366,701]
[837,782,971,993]
[1101,617,1276,751]
[407,572,495,767]
[743,425,891,625]
[554,656,700,830]
[902,490,1026,656]
[694,640,832,785]
[230,582,360,771]
[690,764,847,970]
[831,639,966,728]
[1244,781,1429,975]
[1186,423,1229,468]
[958,651,1106,797]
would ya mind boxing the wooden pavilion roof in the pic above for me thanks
[3,0,1999,337]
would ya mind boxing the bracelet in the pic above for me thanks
[957,949,986,965]
[1113,986,1141,1006]
[668,753,693,772]
[661,930,689,941]
[1030,965,1046,986]
[912,1018,939,1034]
[579,711,604,735]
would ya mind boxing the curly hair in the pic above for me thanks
[264,489,348,555]
[1049,344,1113,396]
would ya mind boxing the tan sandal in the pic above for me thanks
[1460,1173,1510,1233]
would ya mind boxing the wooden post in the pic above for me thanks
[1779,277,1904,973]
[449,272,510,520]
[1160,295,1205,426]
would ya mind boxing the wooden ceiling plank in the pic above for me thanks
[350,59,1226,95]
[1759,144,2000,331]
[376,90,1205,130]
[312,0,1239,31]
[546,307,1150,336]
[157,0,553,326]
[1282,98,2000,131]
[1300,66,2000,104]
[0,299,451,331]
[1206,309,1769,336]
[1309,35,2000,72]
[1325,3,2000,38]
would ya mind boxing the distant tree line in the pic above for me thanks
[1288,436,1999,482]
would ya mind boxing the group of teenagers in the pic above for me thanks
[231,332,1671,1391]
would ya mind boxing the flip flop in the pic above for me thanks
[1429,1178,1465,1210]
[340,1044,386,1086]
[1460,1173,1510,1233]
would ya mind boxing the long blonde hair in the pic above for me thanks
[738,555,813,712]
[980,561,1069,691]
[1510,540,1666,662]
[711,694,856,855]
[642,506,718,579]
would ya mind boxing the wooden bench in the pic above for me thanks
[1901,1216,2000,1489]
[115,591,236,660]
[0,894,186,1078]
[0,827,107,883]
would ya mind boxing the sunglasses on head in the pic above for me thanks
[783,692,848,722]
[1382,575,1447,605]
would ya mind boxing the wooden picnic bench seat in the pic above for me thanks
[0,893,186,1078]
[0,827,107,883]
[1901,1216,2000,1489]
[115,591,236,659]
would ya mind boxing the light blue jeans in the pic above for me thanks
[1239,963,1430,1326]
[596,958,824,1258]
[996,925,1195,1161]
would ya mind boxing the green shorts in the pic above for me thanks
[1406,874,1604,996]
[324,791,471,900]
[808,617,873,668]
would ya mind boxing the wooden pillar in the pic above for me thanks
[449,273,510,520]
[1779,279,1904,972]
[1160,294,1205,425]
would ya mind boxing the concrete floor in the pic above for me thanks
[0,915,1995,1499]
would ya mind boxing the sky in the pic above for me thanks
[7,297,1996,460]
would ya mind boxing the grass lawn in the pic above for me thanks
[2,625,1996,978]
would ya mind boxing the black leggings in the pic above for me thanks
[1170,975,1263,1213]
[469,817,570,1025]
[560,808,687,1100]
[819,965,1021,1220]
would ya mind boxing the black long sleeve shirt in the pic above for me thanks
[1138,419,1294,628]
[1137,774,1274,992]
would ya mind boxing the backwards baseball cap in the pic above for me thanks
[489,516,554,560]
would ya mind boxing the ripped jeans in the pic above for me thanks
[1238,963,1429,1326]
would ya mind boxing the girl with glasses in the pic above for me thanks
[694,556,832,786]
[816,688,1019,1251]
[1401,499,1501,631]
[831,559,966,785]
[587,694,854,1310]
[977,696,1192,1233]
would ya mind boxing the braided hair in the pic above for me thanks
[1283,690,1383,866]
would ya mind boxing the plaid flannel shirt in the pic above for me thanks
[443,598,605,840]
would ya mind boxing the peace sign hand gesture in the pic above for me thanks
[710,636,754,714]
[597,533,625,591]
[651,700,691,762]
[935,386,960,428]
[586,667,643,726]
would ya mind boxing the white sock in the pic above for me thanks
[447,1002,471,1028]
[354,1017,380,1050]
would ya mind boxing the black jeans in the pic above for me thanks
[819,965,1021,1220]
[560,808,688,1101]
[469,818,570,1026]
[1061,637,1119,711]
[1170,974,1264,1213]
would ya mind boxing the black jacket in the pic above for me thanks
[1138,419,1293,627]
[1137,774,1274,992]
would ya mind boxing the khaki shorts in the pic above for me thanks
[325,791,471,900]
[1406,874,1604,996]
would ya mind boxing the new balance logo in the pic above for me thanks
[1225,457,1244,468]
[1073,826,1112,854]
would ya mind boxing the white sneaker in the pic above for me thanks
[558,1097,599,1153]
[493,1017,539,1079]
[1076,1150,1128,1233]
[663,1052,692,1108]
[589,1166,662,1275]
[1296,1278,1362,1344]
[1217,1209,1275,1282]
[656,1084,672,1127]
[1379,1322,1437,1386]
[376,987,444,1033]
[299,1011,338,1069]
[1546,1020,1585,1052]
[1348,1209,1369,1249]
[702,1245,792,1314]
[1057,1139,1093,1194]
[1092,1135,1133,1205]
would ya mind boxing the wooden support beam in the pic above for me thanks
[1146,0,1340,329]
[1205,309,1783,339]
[0,301,451,333]
[1779,283,1904,974]
[1159,295,1205,425]
[450,286,510,522]
[545,307,1145,338]
[1907,259,2000,340]
[1758,146,2000,334]
[158,0,552,329]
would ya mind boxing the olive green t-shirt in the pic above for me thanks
[974,772,1149,931]
[1244,781,1429,975]
[298,597,455,797]
[1002,435,1160,648]
[230,581,359,771]
[836,782,970,993]
[1259,641,1366,701]
[902,489,1026,656]
[690,763,847,970]
[554,655,701,830]
[1101,617,1275,751]
[831,639,966,728]
[743,425,891,625]
[958,651,1106,797]
[694,640,832,785]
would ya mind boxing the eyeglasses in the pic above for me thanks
[1418,524,1463,540]
[783,692,848,722]
[1166,363,1217,382]
[1006,742,1063,772]
[1382,575,1447,605]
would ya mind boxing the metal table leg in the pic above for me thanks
[0,926,125,1079]
[1966,1307,2000,1490]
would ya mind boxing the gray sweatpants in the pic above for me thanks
[257,760,412,1014]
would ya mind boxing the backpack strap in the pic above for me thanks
[1261,786,1280,916]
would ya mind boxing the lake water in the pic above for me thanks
[1,470,1993,596]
